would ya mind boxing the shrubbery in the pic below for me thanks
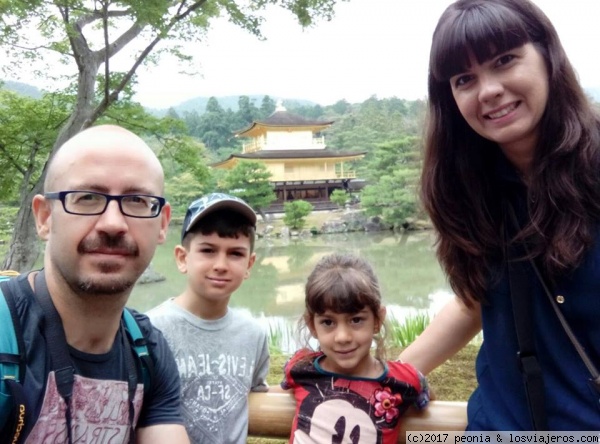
[283,200,313,230]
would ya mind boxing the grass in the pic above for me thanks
[387,313,431,348]
[267,323,286,355]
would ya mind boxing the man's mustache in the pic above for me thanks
[78,234,139,256]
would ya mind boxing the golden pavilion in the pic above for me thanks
[212,104,366,211]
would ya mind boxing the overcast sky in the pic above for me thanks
[130,0,600,109]
[8,0,599,109]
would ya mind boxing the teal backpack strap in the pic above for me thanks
[0,278,27,444]
[122,308,155,395]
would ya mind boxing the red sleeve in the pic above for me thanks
[387,361,422,391]
[388,360,430,410]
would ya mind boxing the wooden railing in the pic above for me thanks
[242,139,264,153]
[335,170,357,178]
[248,392,467,443]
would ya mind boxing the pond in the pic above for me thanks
[128,229,454,331]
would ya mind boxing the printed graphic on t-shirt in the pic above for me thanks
[284,351,427,444]
[293,379,394,444]
[175,351,256,442]
[26,372,143,444]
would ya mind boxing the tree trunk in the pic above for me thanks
[258,208,269,223]
[2,56,99,271]
[2,185,42,271]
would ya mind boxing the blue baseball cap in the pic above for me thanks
[181,193,257,241]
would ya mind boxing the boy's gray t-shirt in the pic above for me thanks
[147,299,269,444]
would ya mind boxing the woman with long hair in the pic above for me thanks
[400,0,600,430]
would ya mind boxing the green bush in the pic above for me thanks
[283,200,313,230]
[330,189,348,208]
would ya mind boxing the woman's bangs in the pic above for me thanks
[431,4,530,81]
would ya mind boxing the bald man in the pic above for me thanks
[0,125,189,443]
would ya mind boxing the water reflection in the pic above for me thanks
[129,230,454,323]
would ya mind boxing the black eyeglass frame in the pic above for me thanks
[44,191,166,219]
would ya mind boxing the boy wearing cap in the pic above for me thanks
[147,193,269,444]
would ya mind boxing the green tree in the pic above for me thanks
[330,189,348,209]
[287,103,325,120]
[205,97,224,114]
[361,136,421,178]
[165,171,207,217]
[283,200,314,230]
[360,137,422,228]
[325,97,425,153]
[158,134,210,191]
[222,161,276,221]
[183,110,202,138]
[332,99,351,115]
[166,107,181,121]
[360,171,419,229]
[259,95,276,118]
[0,90,70,203]
[197,106,229,150]
[0,90,71,258]
[1,0,347,271]
[236,96,260,128]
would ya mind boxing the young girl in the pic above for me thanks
[281,253,429,444]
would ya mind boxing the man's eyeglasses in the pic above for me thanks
[44,191,166,218]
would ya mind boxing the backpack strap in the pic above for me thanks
[0,278,28,444]
[122,308,155,395]
[0,279,22,388]
[120,309,156,444]
[33,271,77,443]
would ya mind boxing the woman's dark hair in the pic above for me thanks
[422,0,600,304]
[301,253,387,360]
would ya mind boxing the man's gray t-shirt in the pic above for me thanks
[147,299,269,444]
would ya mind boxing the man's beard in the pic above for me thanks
[72,233,141,296]
[76,270,136,295]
